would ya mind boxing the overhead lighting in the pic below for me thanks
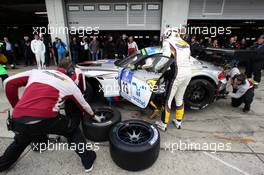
[243,21,256,24]
[35,12,47,15]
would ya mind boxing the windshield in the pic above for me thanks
[114,53,144,67]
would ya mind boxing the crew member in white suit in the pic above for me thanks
[31,34,46,69]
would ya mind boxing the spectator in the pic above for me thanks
[245,35,264,87]
[206,37,213,47]
[0,42,8,83]
[3,37,16,69]
[89,36,100,61]
[70,37,80,64]
[103,36,115,59]
[31,34,46,69]
[23,36,33,66]
[212,39,219,48]
[55,38,67,64]
[127,36,138,56]
[41,35,51,67]
[80,36,90,61]
[116,34,128,59]
[234,35,240,49]
[52,37,59,66]
[199,38,206,47]
[227,37,237,49]
[240,38,247,49]
[190,36,200,57]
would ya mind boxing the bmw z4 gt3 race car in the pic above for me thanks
[77,47,227,110]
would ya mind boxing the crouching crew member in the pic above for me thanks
[228,74,254,112]
[155,28,192,131]
[0,59,101,173]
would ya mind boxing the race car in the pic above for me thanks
[77,47,227,110]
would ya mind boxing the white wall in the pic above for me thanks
[45,0,69,45]
[161,0,190,30]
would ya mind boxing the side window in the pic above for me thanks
[152,56,170,73]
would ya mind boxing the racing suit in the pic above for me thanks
[161,37,192,125]
[0,69,95,171]
[228,79,254,111]
[31,39,46,69]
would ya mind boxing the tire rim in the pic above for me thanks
[189,84,207,103]
[117,122,152,145]
[91,108,113,123]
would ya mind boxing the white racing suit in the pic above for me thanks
[31,39,46,69]
[160,37,192,124]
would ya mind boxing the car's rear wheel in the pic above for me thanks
[109,120,160,171]
[184,79,215,110]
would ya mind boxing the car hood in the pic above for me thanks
[77,57,223,77]
[77,60,118,70]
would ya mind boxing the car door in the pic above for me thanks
[118,54,171,108]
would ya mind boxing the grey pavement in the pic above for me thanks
[0,65,264,175]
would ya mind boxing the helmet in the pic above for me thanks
[163,27,180,40]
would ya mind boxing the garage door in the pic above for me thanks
[66,0,162,31]
[189,0,264,20]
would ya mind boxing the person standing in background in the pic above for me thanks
[41,35,51,67]
[116,34,128,59]
[212,39,219,48]
[70,37,80,64]
[52,37,59,66]
[127,36,138,56]
[3,37,16,69]
[23,36,33,67]
[55,38,67,64]
[31,34,46,69]
[245,35,264,87]
[227,37,237,49]
[80,36,90,61]
[103,36,115,59]
[240,38,247,49]
[206,37,213,47]
[89,36,100,61]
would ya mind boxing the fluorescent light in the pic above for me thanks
[35,12,47,15]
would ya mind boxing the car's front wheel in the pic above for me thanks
[184,79,215,110]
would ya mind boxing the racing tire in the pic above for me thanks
[82,107,121,142]
[109,120,160,171]
[184,79,215,110]
[83,82,94,103]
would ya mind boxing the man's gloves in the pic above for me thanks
[93,114,104,122]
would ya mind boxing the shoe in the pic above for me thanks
[82,151,96,173]
[172,119,182,129]
[85,165,94,173]
[155,121,167,132]
[148,110,160,119]
[243,108,250,113]
[0,156,16,172]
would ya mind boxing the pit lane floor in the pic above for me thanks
[0,66,264,175]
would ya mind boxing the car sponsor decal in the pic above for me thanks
[121,69,133,83]
[145,47,159,55]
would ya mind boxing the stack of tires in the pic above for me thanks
[82,107,160,171]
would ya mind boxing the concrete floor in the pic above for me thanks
[0,65,264,175]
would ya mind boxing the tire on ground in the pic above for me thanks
[109,120,160,171]
[184,79,215,109]
[82,107,121,142]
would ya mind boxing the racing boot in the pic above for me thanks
[172,119,182,129]
[155,121,167,132]
[173,107,184,129]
